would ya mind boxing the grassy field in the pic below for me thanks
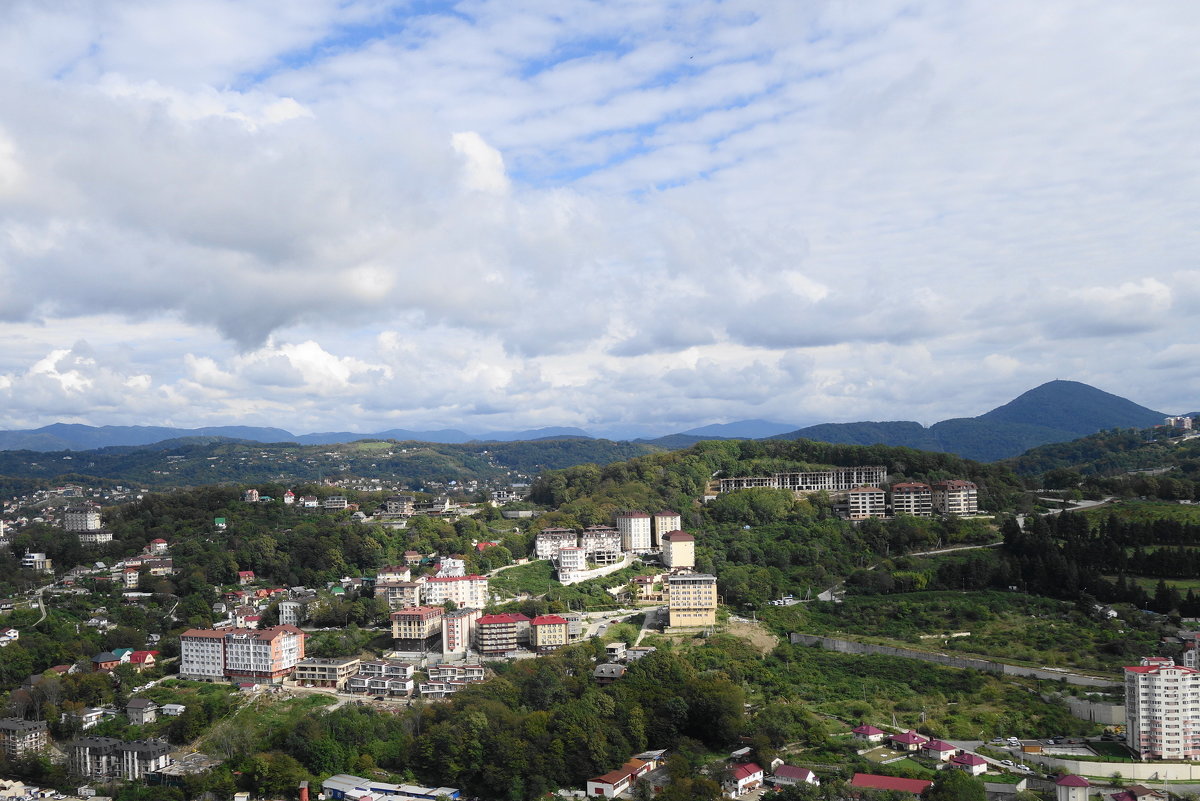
[1105,575,1200,592]
[1082,500,1200,524]
[489,560,559,597]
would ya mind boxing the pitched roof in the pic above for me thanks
[850,774,933,794]
[852,724,885,736]
[732,763,763,781]
[922,739,956,752]
[890,730,928,745]
[1057,775,1091,787]
[531,615,568,626]
[950,753,987,766]
[774,765,814,781]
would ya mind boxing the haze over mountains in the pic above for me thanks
[0,381,1172,462]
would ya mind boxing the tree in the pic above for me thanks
[925,769,985,801]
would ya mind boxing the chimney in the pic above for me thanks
[298,780,309,801]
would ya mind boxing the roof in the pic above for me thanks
[126,698,156,709]
[180,625,305,641]
[1057,775,1091,787]
[1125,663,1199,674]
[950,753,987,766]
[594,664,626,678]
[923,739,955,752]
[478,614,523,625]
[732,763,763,781]
[530,615,568,626]
[890,730,928,745]
[774,765,815,781]
[892,482,931,490]
[129,650,158,663]
[850,774,933,794]
[425,574,486,582]
[92,652,118,663]
[852,724,885,735]
[662,530,695,542]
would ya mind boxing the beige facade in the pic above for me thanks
[295,656,361,688]
[421,575,488,608]
[652,511,682,545]
[667,573,718,627]
[660,530,695,569]
[0,719,47,757]
[845,487,887,519]
[391,606,444,642]
[530,615,569,653]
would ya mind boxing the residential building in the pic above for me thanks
[852,724,886,743]
[772,765,818,787]
[593,664,626,685]
[529,615,569,653]
[283,490,295,505]
[295,657,361,689]
[92,652,121,672]
[129,650,157,671]
[477,613,524,656]
[377,565,412,583]
[242,489,259,503]
[667,573,718,627]
[384,495,416,515]
[277,599,308,626]
[147,537,169,554]
[71,737,171,780]
[237,570,255,585]
[442,608,481,657]
[581,526,622,564]
[323,495,348,511]
[891,482,933,517]
[845,486,887,519]
[435,556,466,577]
[615,512,652,553]
[20,552,52,573]
[728,762,764,796]
[391,607,444,644]
[562,611,585,642]
[719,466,887,495]
[1125,656,1200,759]
[556,546,587,582]
[64,505,102,531]
[1166,416,1194,430]
[586,758,651,798]
[427,663,484,682]
[921,739,956,762]
[178,625,306,684]
[660,530,695,569]
[534,528,578,561]
[376,581,422,610]
[932,480,979,516]
[1056,775,1091,801]
[421,575,488,609]
[651,511,682,545]
[300,495,319,508]
[347,660,416,696]
[889,730,929,752]
[0,719,47,757]
[79,529,114,545]
[121,739,171,780]
[949,752,988,776]
[849,774,933,796]
[403,550,423,566]
[126,698,157,726]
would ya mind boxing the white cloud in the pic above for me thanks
[0,0,1196,435]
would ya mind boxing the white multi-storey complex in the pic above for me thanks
[845,487,887,520]
[78,529,113,545]
[534,528,578,561]
[64,505,102,531]
[1124,657,1200,760]
[581,526,622,564]
[556,546,587,583]
[616,512,652,553]
[891,483,933,517]
[178,625,306,684]
[652,511,682,545]
[718,466,887,495]
[932,480,978,516]
[421,575,489,609]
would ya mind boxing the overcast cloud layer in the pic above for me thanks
[0,0,1197,438]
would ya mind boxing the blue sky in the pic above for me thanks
[0,0,1196,437]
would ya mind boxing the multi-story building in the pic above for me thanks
[20,552,52,573]
[294,656,362,689]
[376,581,422,610]
[1165,416,1194,430]
[581,526,622,564]
[932,480,978,516]
[534,528,578,561]
[71,738,171,780]
[377,565,412,583]
[667,573,718,628]
[277,599,309,626]
[652,511,682,546]
[346,660,415,696]
[845,487,887,520]
[615,513,652,553]
[891,482,933,517]
[718,466,887,495]
[435,556,466,577]
[242,489,259,503]
[383,495,416,515]
[78,529,114,545]
[477,613,524,656]
[64,504,102,531]
[0,718,47,757]
[529,615,569,653]
[323,495,348,511]
[178,625,306,684]
[421,575,488,609]
[391,606,444,644]
[1125,657,1200,760]
[660,530,695,570]
[556,546,587,583]
[427,663,485,682]
[442,608,481,657]
[120,739,171,780]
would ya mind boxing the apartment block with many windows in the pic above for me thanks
[891,482,933,517]
[1125,657,1200,760]
[932,480,978,516]
[178,625,306,684]
[667,573,718,628]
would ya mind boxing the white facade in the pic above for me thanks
[78,529,113,545]
[845,487,887,519]
[891,483,933,517]
[64,506,102,531]
[421,575,489,609]
[719,466,887,495]
[534,528,577,561]
[435,556,466,577]
[556,547,587,583]
[581,526,622,564]
[616,513,652,553]
[932,480,978,515]
[1125,657,1200,760]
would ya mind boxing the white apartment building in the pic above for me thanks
[616,513,652,553]
[323,495,348,510]
[442,608,481,657]
[891,483,933,517]
[64,505,102,531]
[78,529,113,545]
[652,511,682,545]
[932,480,978,516]
[435,556,466,577]
[845,487,887,520]
[556,546,587,583]
[581,526,622,564]
[421,575,489,609]
[719,466,887,495]
[534,528,578,561]
[1125,657,1200,760]
[21,552,53,573]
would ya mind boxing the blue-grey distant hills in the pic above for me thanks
[679,419,799,439]
[771,380,1166,461]
[0,422,592,452]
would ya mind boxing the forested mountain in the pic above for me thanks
[773,380,1166,462]
[0,438,661,491]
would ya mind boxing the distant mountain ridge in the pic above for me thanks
[772,380,1166,461]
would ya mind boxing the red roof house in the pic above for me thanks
[728,762,764,796]
[949,752,988,776]
[889,730,929,751]
[852,724,886,742]
[849,774,933,795]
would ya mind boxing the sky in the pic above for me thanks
[0,0,1197,439]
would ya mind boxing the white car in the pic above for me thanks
[1000,759,1015,767]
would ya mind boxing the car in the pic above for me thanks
[1000,759,1014,767]
[374,695,386,701]
[990,738,1004,743]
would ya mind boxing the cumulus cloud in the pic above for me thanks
[0,0,1197,433]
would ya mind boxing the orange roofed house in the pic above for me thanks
[586,758,651,797]
[178,625,305,684]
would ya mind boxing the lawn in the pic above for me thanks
[1082,500,1200,525]
[488,560,559,597]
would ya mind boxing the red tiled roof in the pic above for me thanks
[852,724,885,736]
[923,739,955,752]
[478,614,522,625]
[850,774,932,793]
[531,615,568,626]
[890,730,928,745]
[732,763,763,781]
[774,765,814,781]
[1056,775,1091,787]
[950,753,986,766]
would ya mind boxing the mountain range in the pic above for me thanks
[0,380,1172,462]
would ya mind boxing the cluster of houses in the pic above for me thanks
[853,725,990,775]
[242,488,477,525]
